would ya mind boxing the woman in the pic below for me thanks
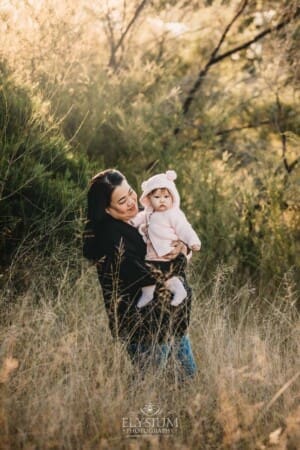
[83,169,197,378]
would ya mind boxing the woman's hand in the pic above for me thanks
[164,240,188,260]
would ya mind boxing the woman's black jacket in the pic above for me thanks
[82,214,192,345]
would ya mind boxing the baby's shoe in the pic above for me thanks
[137,285,155,308]
[166,277,187,306]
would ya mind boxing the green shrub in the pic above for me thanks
[0,62,90,268]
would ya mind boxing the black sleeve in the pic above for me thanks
[117,232,187,290]
[118,252,186,292]
[119,250,158,289]
[84,219,163,289]
[110,238,159,290]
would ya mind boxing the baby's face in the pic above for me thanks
[149,188,173,212]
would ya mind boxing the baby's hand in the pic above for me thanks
[164,240,188,260]
[191,244,201,252]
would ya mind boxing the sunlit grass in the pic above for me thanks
[1,2,299,446]
[0,259,299,449]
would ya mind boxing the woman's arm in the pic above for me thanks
[111,242,159,292]
[85,219,162,290]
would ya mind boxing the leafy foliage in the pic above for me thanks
[0,0,299,286]
[0,63,90,267]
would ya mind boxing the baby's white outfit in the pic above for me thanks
[135,208,200,259]
[132,170,201,308]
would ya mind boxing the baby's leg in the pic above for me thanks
[137,285,156,308]
[166,276,187,306]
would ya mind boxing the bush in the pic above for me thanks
[0,62,90,269]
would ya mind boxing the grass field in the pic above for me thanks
[0,259,299,450]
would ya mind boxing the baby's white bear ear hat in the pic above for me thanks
[140,170,180,209]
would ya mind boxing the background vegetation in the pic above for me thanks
[0,0,299,448]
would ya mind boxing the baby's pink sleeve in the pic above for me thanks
[131,210,146,228]
[169,209,201,248]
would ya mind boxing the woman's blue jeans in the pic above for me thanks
[174,335,197,378]
[126,335,197,380]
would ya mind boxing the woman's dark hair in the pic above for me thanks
[87,169,125,222]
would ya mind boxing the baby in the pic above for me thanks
[132,170,201,308]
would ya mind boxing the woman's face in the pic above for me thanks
[106,180,138,222]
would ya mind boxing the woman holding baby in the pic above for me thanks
[83,169,199,381]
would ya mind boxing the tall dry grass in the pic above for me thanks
[0,260,299,450]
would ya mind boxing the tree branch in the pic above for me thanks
[275,94,287,165]
[273,93,299,175]
[106,11,117,68]
[215,120,271,136]
[211,9,300,66]
[174,5,300,136]
[179,0,249,121]
[108,0,148,69]
[288,157,299,172]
